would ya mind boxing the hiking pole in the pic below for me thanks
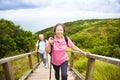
[49,55,52,80]
[49,37,54,80]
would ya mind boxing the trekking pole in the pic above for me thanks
[49,37,54,80]
[49,55,52,80]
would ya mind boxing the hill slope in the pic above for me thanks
[36,18,120,58]
[0,19,35,58]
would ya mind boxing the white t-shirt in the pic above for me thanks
[36,40,47,54]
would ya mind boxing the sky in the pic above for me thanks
[0,0,120,33]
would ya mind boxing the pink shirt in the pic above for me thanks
[46,35,74,66]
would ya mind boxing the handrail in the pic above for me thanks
[67,50,120,66]
[0,50,120,80]
[67,50,120,80]
[0,51,36,64]
[88,53,120,66]
[0,51,40,80]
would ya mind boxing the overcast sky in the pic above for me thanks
[0,0,120,33]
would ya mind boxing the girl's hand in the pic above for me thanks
[48,37,54,45]
[83,52,90,56]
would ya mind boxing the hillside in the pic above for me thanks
[36,18,120,58]
[0,19,36,58]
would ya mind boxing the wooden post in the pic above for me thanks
[37,52,40,63]
[85,58,95,80]
[28,55,33,69]
[69,52,74,70]
[2,62,14,80]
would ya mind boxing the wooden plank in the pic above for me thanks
[27,63,75,80]
[37,52,40,62]
[88,54,120,66]
[27,64,55,80]
[2,62,14,80]
[69,52,74,70]
[67,50,120,66]
[0,51,36,64]
[67,50,85,56]
[85,58,95,80]
[19,63,40,80]
[71,67,85,80]
[19,69,32,80]
[28,55,33,69]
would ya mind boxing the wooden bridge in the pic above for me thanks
[0,50,120,80]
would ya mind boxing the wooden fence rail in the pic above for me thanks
[67,50,120,80]
[0,51,40,80]
[0,50,120,80]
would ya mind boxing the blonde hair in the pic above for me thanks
[39,34,44,37]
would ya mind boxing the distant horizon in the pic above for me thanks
[1,17,120,34]
[5,17,120,34]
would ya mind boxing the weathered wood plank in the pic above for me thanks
[85,58,95,80]
[88,54,120,66]
[19,63,40,80]
[67,50,120,66]
[71,67,85,80]
[27,63,75,80]
[69,52,74,70]
[0,51,36,64]
[2,62,14,80]
[37,52,40,62]
[28,55,33,69]
[0,50,119,80]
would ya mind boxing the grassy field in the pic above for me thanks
[72,55,120,80]
[0,53,38,80]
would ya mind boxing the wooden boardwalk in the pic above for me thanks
[1,51,119,80]
[27,63,75,80]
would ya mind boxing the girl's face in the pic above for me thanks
[55,25,64,38]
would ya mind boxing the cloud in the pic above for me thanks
[49,0,120,13]
[0,0,120,33]
[0,0,38,10]
[0,8,119,33]
[0,0,120,13]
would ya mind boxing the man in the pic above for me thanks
[36,34,48,68]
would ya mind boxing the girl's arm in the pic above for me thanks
[71,45,87,55]
[45,37,54,54]
[45,42,51,53]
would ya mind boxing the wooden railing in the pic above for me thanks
[0,50,120,80]
[68,50,120,80]
[0,51,40,80]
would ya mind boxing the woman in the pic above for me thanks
[45,23,88,80]
[36,34,48,68]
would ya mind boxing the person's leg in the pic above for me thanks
[61,61,68,80]
[39,53,42,63]
[43,58,46,66]
[43,53,47,66]
[45,53,48,67]
[52,64,60,80]
[40,53,44,65]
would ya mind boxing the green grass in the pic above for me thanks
[93,60,120,80]
[0,65,5,80]
[0,53,38,80]
[73,56,120,80]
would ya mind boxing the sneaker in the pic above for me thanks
[45,65,48,68]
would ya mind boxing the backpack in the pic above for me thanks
[38,39,46,49]
[49,35,68,56]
